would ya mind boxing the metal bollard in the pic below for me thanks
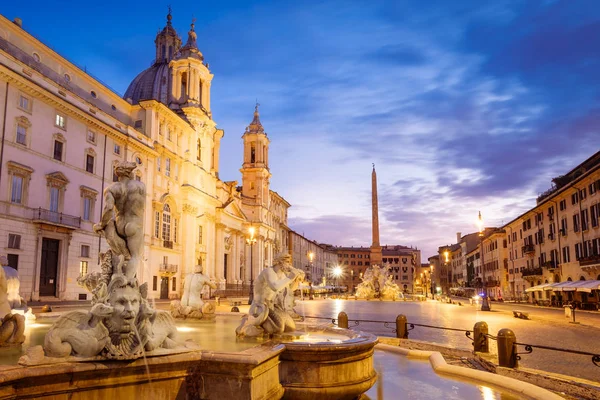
[473,322,489,353]
[497,328,517,368]
[338,311,349,329]
[396,314,408,339]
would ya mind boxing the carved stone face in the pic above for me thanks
[193,264,204,274]
[108,285,140,338]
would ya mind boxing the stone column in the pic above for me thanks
[215,222,225,282]
[182,204,198,277]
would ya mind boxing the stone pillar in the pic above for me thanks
[215,223,225,281]
[497,328,517,368]
[182,204,198,277]
[171,69,178,101]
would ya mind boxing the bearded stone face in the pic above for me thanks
[107,285,140,338]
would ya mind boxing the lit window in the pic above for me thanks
[79,261,88,276]
[87,130,96,144]
[198,225,203,244]
[154,211,160,238]
[162,204,171,241]
[55,113,66,129]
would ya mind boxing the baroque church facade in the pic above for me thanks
[0,12,290,301]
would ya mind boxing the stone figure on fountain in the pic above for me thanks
[236,253,304,338]
[170,265,217,319]
[22,161,184,364]
[355,265,400,300]
[0,256,25,347]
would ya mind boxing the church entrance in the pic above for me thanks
[40,238,60,296]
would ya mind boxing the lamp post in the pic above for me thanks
[443,249,450,295]
[308,251,314,299]
[477,211,491,311]
[246,226,257,305]
[333,265,342,294]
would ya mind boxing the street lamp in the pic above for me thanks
[443,249,449,295]
[477,211,491,311]
[246,226,257,305]
[308,251,314,299]
[333,265,343,293]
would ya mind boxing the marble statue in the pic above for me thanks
[28,161,184,362]
[0,256,25,347]
[1,260,35,321]
[170,265,217,319]
[93,161,145,281]
[355,265,400,300]
[236,254,304,338]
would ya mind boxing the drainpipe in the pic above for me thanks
[97,133,108,261]
[0,82,9,190]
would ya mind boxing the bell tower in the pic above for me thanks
[240,104,271,218]
[154,7,182,64]
[169,19,214,115]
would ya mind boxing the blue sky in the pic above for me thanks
[2,1,599,258]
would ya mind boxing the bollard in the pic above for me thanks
[338,311,349,329]
[396,314,408,339]
[473,322,489,353]
[497,328,517,368]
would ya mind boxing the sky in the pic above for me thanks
[2,0,599,259]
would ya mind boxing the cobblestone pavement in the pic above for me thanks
[297,299,600,383]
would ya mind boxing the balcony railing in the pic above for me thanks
[578,254,600,267]
[485,279,500,287]
[163,240,174,249]
[159,264,178,274]
[522,244,535,254]
[32,207,81,228]
[521,267,543,277]
[541,260,559,270]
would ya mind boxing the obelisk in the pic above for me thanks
[370,164,382,266]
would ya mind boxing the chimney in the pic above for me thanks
[456,232,461,243]
[13,18,23,28]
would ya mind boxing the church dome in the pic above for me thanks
[123,62,170,105]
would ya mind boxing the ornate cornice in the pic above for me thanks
[182,203,198,215]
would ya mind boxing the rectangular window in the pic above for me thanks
[172,277,177,291]
[562,246,571,263]
[153,276,158,291]
[154,211,160,238]
[573,214,580,232]
[8,234,21,249]
[114,144,121,155]
[581,209,589,231]
[81,245,90,258]
[49,187,59,212]
[19,95,30,111]
[53,140,63,161]
[16,125,26,145]
[560,199,566,211]
[10,176,23,204]
[580,188,587,200]
[592,204,599,228]
[87,130,96,144]
[86,155,94,173]
[575,243,582,260]
[83,197,92,220]
[79,261,88,276]
[198,225,203,244]
[561,218,568,235]
[165,158,171,177]
[571,192,579,205]
[134,120,143,129]
[157,158,161,172]
[55,113,66,129]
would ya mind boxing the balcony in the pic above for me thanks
[522,244,535,255]
[32,207,81,229]
[521,267,543,279]
[578,254,600,268]
[159,264,178,274]
[485,279,500,288]
[163,240,174,249]
[541,260,559,271]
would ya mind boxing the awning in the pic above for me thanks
[525,283,553,292]
[532,280,600,293]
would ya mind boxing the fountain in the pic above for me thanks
[355,264,401,300]
[1,258,34,322]
[0,256,25,348]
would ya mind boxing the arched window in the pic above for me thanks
[168,46,173,60]
[162,204,171,242]
[197,139,202,161]
[161,45,166,60]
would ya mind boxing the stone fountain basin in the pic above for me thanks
[0,319,377,400]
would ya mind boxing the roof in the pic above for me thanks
[123,62,170,105]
